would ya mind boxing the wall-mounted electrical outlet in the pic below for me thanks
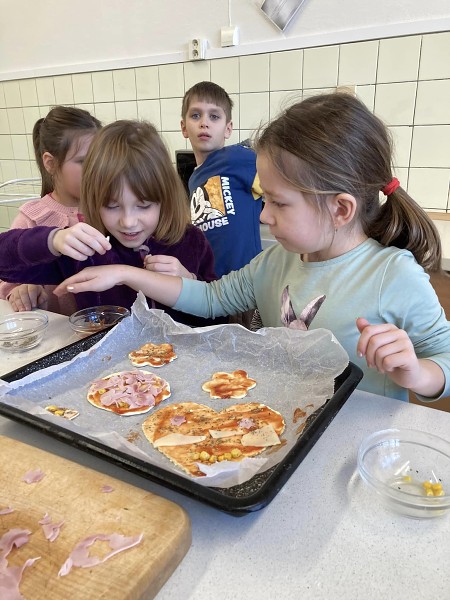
[221,26,239,47]
[188,38,207,61]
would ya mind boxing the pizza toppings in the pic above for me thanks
[87,370,171,416]
[45,405,79,420]
[0,529,40,599]
[22,469,45,484]
[38,513,64,542]
[142,401,285,477]
[128,342,177,367]
[238,418,255,429]
[101,485,114,493]
[0,507,14,515]
[209,429,245,439]
[201,370,257,399]
[154,433,207,447]
[58,532,144,577]
[241,424,281,447]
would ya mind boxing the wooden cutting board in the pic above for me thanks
[0,435,191,599]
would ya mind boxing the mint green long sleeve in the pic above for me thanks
[174,239,450,401]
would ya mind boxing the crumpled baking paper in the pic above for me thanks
[0,292,349,488]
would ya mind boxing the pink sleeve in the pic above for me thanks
[0,211,36,299]
[9,212,36,229]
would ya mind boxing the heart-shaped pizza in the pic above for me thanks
[128,342,177,367]
[87,370,171,416]
[201,370,257,399]
[142,401,285,477]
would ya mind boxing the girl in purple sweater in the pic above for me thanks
[0,106,101,314]
[0,120,218,327]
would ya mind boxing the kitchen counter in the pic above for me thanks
[1,387,449,598]
[0,299,79,377]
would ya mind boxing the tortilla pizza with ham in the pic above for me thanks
[142,401,285,476]
[87,370,171,416]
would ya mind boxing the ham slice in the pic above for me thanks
[0,529,40,600]
[58,532,143,577]
[21,469,45,484]
[38,513,64,542]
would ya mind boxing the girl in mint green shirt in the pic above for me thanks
[54,93,450,402]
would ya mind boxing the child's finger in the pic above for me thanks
[356,317,370,356]
[54,272,94,296]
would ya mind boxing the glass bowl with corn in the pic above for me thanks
[358,428,450,519]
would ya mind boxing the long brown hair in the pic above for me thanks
[32,106,101,197]
[81,120,190,245]
[256,93,442,272]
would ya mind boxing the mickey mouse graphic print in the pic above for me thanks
[188,144,263,277]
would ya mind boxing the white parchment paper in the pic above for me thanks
[0,292,349,488]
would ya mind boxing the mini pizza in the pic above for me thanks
[142,401,285,477]
[128,342,177,367]
[87,370,171,416]
[45,405,79,420]
[201,370,256,399]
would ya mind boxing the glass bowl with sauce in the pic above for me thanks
[69,305,130,336]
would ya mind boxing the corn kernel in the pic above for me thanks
[47,405,57,411]
[435,489,445,497]
[98,388,106,394]
[231,448,242,458]
[223,453,232,460]
[422,481,432,489]
[426,489,434,497]
[209,455,217,463]
[217,455,225,462]
[192,453,200,460]
[431,483,443,492]
[199,451,210,461]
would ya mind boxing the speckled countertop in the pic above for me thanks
[1,390,449,599]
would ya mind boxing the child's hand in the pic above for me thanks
[52,223,111,261]
[356,317,421,388]
[8,284,48,312]
[54,265,123,296]
[143,254,195,279]
[356,317,445,398]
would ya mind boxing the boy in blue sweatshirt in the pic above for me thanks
[181,81,263,279]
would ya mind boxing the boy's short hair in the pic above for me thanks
[181,81,233,122]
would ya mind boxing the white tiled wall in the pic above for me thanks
[1,31,450,233]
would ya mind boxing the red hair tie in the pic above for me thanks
[382,177,400,196]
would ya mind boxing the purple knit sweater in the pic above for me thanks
[0,194,81,315]
[0,223,218,327]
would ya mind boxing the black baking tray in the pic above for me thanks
[0,332,363,516]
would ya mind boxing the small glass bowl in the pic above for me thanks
[358,428,450,519]
[69,305,130,335]
[0,311,49,352]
